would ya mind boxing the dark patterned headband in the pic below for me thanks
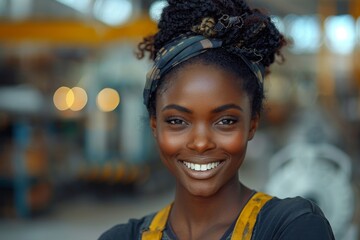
[143,35,265,108]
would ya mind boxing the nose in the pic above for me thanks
[186,124,216,153]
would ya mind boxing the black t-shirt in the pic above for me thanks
[98,197,335,240]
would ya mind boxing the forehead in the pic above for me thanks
[157,63,250,109]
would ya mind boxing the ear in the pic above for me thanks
[150,116,157,138]
[248,114,259,141]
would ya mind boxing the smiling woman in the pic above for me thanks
[99,0,335,239]
[152,63,255,199]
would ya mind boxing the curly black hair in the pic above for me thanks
[137,0,286,117]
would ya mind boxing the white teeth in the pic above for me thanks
[195,164,201,171]
[182,161,221,171]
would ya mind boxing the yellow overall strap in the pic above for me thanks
[141,203,172,240]
[142,192,272,240]
[231,192,273,240]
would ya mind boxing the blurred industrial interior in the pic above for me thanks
[0,0,360,239]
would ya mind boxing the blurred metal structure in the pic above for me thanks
[263,101,359,239]
[265,142,357,240]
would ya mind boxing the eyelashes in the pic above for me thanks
[164,116,239,127]
[166,118,188,125]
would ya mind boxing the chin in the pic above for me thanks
[184,182,220,198]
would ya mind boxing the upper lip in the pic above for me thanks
[178,156,226,164]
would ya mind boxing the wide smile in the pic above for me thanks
[181,161,221,171]
[178,159,225,180]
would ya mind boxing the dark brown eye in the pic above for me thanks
[166,118,188,125]
[217,118,237,125]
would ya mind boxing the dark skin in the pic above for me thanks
[150,63,259,240]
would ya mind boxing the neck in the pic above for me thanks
[169,177,252,237]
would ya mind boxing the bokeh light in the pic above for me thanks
[149,0,168,22]
[69,87,88,111]
[325,15,356,55]
[285,14,321,54]
[96,88,120,112]
[53,86,88,111]
[53,86,71,111]
[93,0,133,26]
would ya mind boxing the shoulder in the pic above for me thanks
[98,213,155,240]
[252,196,335,240]
[262,196,323,220]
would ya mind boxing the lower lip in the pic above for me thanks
[178,160,225,180]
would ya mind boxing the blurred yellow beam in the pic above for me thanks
[0,16,157,45]
[350,0,360,17]
[350,0,360,88]
[317,0,336,99]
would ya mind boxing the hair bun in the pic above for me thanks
[137,0,286,67]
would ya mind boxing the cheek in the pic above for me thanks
[156,129,185,157]
[217,132,248,155]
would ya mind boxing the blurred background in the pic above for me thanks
[0,0,359,239]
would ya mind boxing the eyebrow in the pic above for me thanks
[161,103,243,114]
[211,104,244,113]
[161,104,193,113]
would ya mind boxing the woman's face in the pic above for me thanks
[151,63,259,198]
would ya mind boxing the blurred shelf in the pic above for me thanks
[0,175,44,186]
